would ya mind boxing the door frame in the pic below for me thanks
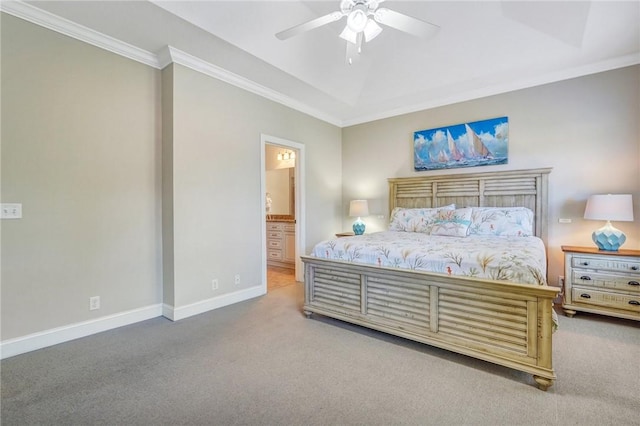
[260,134,305,287]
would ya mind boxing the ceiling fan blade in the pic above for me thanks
[276,11,344,40]
[374,8,440,39]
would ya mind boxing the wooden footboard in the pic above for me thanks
[302,256,559,390]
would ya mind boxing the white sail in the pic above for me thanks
[447,129,463,161]
[438,149,449,162]
[465,124,492,158]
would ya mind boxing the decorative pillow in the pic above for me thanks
[389,204,455,233]
[468,207,534,237]
[431,208,472,237]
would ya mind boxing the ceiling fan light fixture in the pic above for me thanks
[339,26,358,44]
[276,0,441,63]
[346,7,368,32]
[363,19,382,42]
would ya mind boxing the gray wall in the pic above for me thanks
[1,14,342,341]
[342,65,640,285]
[1,14,162,339]
[165,63,341,308]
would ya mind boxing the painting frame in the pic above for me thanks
[414,117,508,171]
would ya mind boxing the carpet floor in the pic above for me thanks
[1,283,639,425]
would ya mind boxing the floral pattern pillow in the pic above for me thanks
[388,204,455,233]
[431,208,472,237]
[469,207,534,237]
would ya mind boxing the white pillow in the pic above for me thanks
[389,204,455,233]
[469,207,534,237]
[431,208,472,237]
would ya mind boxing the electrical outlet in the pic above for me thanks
[234,274,241,285]
[212,279,219,290]
[89,296,100,311]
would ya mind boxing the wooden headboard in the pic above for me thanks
[388,168,552,244]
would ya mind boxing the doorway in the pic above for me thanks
[260,135,305,293]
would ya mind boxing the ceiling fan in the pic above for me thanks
[276,0,439,64]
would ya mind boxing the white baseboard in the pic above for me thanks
[163,284,265,321]
[0,286,266,359]
[0,304,163,360]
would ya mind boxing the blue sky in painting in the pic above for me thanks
[413,117,509,170]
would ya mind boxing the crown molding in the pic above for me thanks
[1,1,341,127]
[157,46,342,126]
[0,0,160,68]
[3,1,637,129]
[341,53,640,127]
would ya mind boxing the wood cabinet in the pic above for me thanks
[562,246,640,321]
[267,221,295,269]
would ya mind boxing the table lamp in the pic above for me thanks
[349,200,369,235]
[584,194,634,251]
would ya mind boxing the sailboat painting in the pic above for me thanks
[414,117,508,171]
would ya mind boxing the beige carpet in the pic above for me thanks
[2,283,639,425]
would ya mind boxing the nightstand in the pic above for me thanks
[561,246,640,321]
[335,232,355,238]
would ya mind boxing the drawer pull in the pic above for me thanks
[579,275,592,281]
[632,266,639,271]
[580,262,589,266]
[580,293,591,299]
[629,300,640,306]
[629,281,640,286]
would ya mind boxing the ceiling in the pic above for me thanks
[18,1,640,126]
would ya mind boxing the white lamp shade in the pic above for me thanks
[339,26,358,44]
[347,8,368,32]
[584,194,634,222]
[363,19,382,42]
[349,200,369,217]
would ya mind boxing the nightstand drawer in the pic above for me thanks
[571,271,640,293]
[572,255,640,274]
[572,288,640,313]
[267,231,282,239]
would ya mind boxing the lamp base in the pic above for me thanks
[592,221,626,251]
[352,217,366,235]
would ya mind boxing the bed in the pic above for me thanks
[301,168,559,390]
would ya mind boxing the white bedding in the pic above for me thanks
[310,231,547,286]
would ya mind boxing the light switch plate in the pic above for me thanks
[1,203,22,219]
